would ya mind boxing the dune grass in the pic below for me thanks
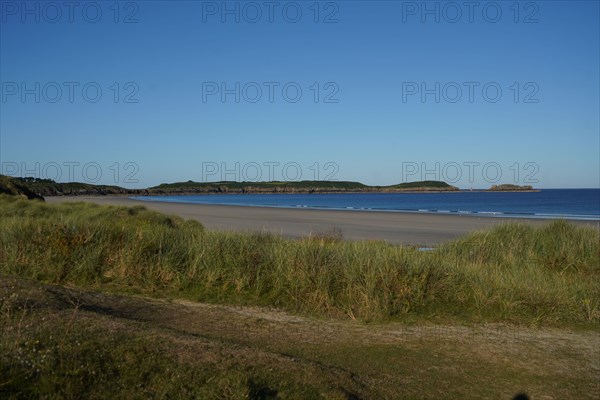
[0,194,598,325]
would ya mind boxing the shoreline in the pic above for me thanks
[130,195,598,221]
[45,196,600,245]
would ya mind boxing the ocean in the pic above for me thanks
[132,189,600,221]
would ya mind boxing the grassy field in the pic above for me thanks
[2,277,598,399]
[0,194,598,325]
[1,194,599,398]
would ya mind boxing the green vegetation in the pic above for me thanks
[1,195,598,398]
[151,180,368,193]
[0,175,44,200]
[4,277,597,399]
[6,176,135,196]
[0,194,597,326]
[489,184,535,191]
[0,278,365,399]
[150,179,458,193]
[1,174,458,197]
[390,180,456,190]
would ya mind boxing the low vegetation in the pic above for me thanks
[489,184,535,191]
[390,180,456,190]
[0,174,459,196]
[0,176,44,200]
[152,179,369,191]
[151,179,458,193]
[0,194,597,326]
[3,277,597,399]
[5,176,134,197]
[0,277,367,399]
[1,194,598,398]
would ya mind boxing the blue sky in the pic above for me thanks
[1,0,598,188]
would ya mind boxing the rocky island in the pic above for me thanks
[488,184,538,192]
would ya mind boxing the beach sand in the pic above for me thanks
[46,196,599,245]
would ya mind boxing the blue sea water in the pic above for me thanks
[132,189,600,221]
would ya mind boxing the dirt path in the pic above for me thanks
[2,277,599,399]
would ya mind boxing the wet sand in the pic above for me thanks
[46,196,599,245]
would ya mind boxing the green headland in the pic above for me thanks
[1,175,460,197]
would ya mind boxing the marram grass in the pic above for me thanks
[0,195,598,325]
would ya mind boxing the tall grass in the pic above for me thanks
[0,195,598,325]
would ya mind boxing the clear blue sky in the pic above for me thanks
[1,0,598,188]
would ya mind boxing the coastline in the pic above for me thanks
[134,189,542,196]
[45,196,599,245]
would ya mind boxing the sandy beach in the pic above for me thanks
[44,196,599,245]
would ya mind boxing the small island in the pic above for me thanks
[487,184,538,192]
